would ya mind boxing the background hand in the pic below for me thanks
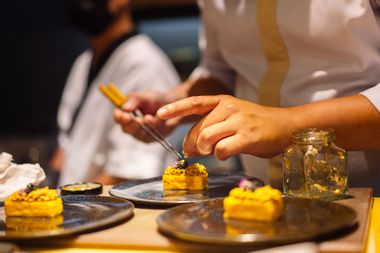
[113,91,180,142]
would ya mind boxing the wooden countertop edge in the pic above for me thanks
[318,188,373,253]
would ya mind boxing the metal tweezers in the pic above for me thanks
[99,83,188,168]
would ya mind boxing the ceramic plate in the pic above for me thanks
[109,173,264,206]
[0,195,134,239]
[157,197,357,245]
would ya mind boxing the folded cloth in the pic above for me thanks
[0,152,46,200]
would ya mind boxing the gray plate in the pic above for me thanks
[0,195,134,239]
[109,173,264,206]
[157,197,357,245]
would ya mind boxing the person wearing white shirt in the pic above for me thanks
[114,0,380,194]
[51,0,180,185]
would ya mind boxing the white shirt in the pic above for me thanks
[58,34,180,186]
[192,0,380,192]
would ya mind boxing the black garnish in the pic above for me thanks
[25,183,38,194]
[176,159,188,169]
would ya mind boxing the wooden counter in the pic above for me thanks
[18,188,373,253]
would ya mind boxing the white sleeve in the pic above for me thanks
[57,51,91,148]
[101,42,180,178]
[190,3,235,92]
[360,83,380,112]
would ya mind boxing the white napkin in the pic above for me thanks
[0,152,46,200]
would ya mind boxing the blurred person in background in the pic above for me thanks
[114,0,380,194]
[50,0,180,186]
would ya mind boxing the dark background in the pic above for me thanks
[1,0,86,134]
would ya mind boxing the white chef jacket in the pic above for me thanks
[57,34,180,186]
[192,0,380,193]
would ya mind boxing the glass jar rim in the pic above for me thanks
[291,128,336,144]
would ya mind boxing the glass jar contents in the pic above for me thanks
[282,128,348,200]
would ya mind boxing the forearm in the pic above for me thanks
[289,94,380,150]
[168,77,233,102]
[89,173,124,185]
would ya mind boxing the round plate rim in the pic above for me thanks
[156,197,358,245]
[110,181,197,206]
[109,173,264,206]
[1,195,134,239]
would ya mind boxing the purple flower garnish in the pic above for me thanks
[239,179,256,190]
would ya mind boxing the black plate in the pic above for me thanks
[109,173,264,206]
[0,195,134,239]
[157,197,357,245]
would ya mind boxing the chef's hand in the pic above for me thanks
[113,91,181,142]
[157,95,295,160]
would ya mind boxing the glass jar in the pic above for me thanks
[282,128,348,200]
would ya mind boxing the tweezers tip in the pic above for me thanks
[176,159,189,169]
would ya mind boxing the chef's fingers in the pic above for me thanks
[183,117,236,157]
[182,117,205,157]
[122,93,143,112]
[213,134,246,161]
[114,108,150,141]
[114,108,131,125]
[114,108,143,126]
[195,121,237,155]
[133,126,156,143]
[144,114,164,130]
[157,95,223,120]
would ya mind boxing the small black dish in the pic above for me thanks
[60,182,103,196]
